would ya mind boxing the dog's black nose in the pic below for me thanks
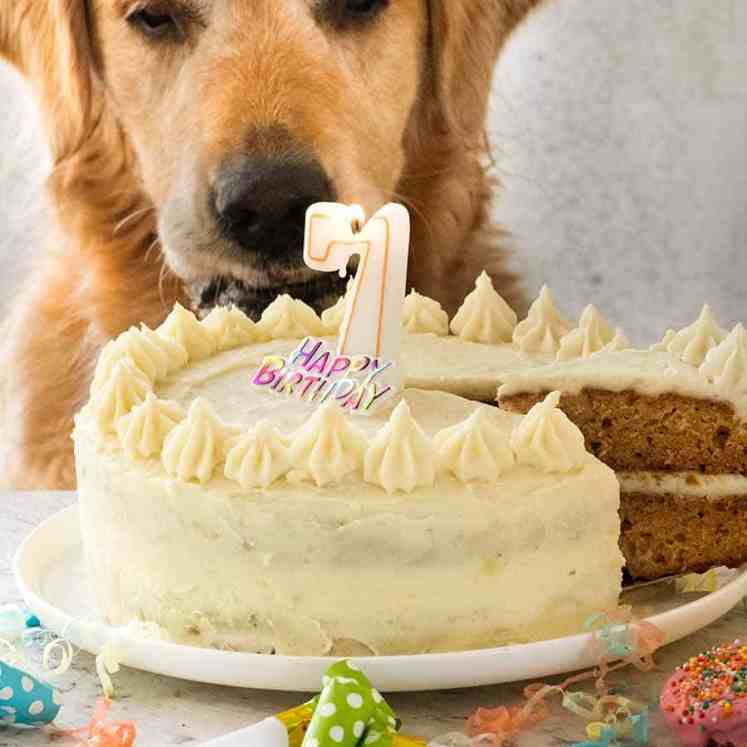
[213,156,334,255]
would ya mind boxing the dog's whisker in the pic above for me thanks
[157,262,176,308]
[143,235,162,265]
[113,206,156,236]
[380,188,437,252]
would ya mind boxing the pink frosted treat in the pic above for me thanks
[661,640,747,747]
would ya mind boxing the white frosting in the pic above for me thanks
[321,295,346,333]
[396,333,552,401]
[434,409,515,482]
[256,295,326,339]
[510,391,587,473]
[93,360,152,434]
[202,306,266,351]
[512,286,572,353]
[364,400,436,493]
[664,304,727,366]
[556,305,615,361]
[402,290,449,336]
[650,329,676,351]
[116,393,185,459]
[498,349,747,419]
[288,402,367,487]
[700,323,747,398]
[157,303,216,361]
[450,271,517,344]
[75,390,622,654]
[162,398,233,484]
[619,471,747,498]
[224,420,292,489]
[91,324,188,391]
[603,328,631,353]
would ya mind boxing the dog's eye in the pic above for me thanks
[342,0,388,17]
[127,5,180,39]
[331,0,389,25]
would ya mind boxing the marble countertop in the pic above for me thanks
[1,491,745,746]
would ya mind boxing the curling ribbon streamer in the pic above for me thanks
[571,711,648,747]
[0,659,61,726]
[55,697,136,746]
[96,643,121,698]
[465,613,661,747]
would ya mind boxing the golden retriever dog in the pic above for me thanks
[0,0,541,489]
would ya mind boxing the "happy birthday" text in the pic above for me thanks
[251,338,395,412]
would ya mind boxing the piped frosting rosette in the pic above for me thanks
[512,286,572,353]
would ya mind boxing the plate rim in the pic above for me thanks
[13,503,747,692]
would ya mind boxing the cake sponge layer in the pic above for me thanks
[500,389,747,475]
[620,487,747,579]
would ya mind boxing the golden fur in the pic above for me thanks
[0,0,541,489]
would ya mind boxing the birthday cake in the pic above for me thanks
[79,200,747,654]
[73,261,625,654]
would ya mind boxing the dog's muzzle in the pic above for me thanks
[186,145,343,318]
[187,272,348,320]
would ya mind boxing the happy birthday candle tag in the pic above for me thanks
[251,202,410,414]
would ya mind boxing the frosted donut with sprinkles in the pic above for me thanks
[660,640,747,747]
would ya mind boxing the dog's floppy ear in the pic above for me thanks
[2,0,172,326]
[1,0,99,167]
[428,0,541,139]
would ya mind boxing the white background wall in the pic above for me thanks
[490,0,747,341]
[1,0,745,343]
[0,64,48,300]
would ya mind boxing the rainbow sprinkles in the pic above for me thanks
[251,336,395,412]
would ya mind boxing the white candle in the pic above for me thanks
[303,202,410,387]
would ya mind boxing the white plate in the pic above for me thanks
[14,505,747,693]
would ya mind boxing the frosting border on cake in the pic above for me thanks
[82,285,617,491]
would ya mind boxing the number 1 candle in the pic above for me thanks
[303,202,410,389]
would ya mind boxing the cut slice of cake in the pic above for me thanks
[497,347,747,474]
[498,308,747,579]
